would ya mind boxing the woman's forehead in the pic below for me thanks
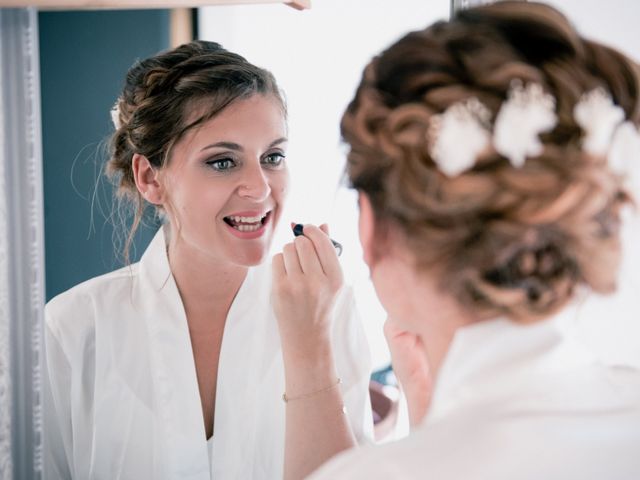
[172,95,287,157]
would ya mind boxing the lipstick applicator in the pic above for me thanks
[292,223,343,257]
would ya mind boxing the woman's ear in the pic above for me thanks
[358,191,376,268]
[132,153,163,205]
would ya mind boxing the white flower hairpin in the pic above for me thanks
[574,88,640,196]
[574,87,625,156]
[110,101,122,130]
[493,81,557,168]
[428,98,491,177]
[609,121,640,195]
[425,82,639,196]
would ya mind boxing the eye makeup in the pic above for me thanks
[205,157,237,172]
[292,223,343,257]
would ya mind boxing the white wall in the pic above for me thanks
[199,0,640,369]
[200,0,450,369]
[544,0,640,366]
[549,0,640,60]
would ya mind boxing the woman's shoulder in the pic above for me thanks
[312,384,640,479]
[45,263,141,330]
[308,440,402,479]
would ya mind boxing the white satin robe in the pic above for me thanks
[44,228,373,479]
[311,316,640,480]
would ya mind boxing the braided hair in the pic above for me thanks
[107,40,284,262]
[341,1,640,322]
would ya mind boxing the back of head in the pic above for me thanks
[107,40,284,261]
[342,1,640,322]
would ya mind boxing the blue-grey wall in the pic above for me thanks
[40,10,170,301]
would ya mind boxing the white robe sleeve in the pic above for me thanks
[44,294,96,480]
[44,308,74,480]
[332,285,375,444]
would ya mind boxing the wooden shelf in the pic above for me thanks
[0,0,310,10]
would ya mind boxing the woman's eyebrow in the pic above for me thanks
[200,137,288,153]
[200,141,242,152]
[268,137,288,148]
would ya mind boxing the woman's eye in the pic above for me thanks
[206,158,236,171]
[262,153,285,167]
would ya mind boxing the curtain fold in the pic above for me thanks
[0,8,46,480]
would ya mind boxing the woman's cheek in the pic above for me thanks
[278,169,291,199]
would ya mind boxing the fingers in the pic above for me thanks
[383,318,407,340]
[282,242,303,277]
[298,224,341,280]
[280,236,324,278]
[384,318,402,341]
[271,253,287,292]
[271,223,344,352]
[272,253,286,277]
[293,235,323,276]
[384,318,420,352]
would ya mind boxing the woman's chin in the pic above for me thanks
[231,247,270,267]
[240,256,266,267]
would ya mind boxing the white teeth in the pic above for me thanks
[225,212,269,234]
[228,213,268,224]
[234,224,261,232]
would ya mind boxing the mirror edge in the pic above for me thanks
[0,7,46,480]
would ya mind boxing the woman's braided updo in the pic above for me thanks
[107,40,284,262]
[341,2,639,322]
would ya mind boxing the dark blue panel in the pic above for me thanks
[40,10,170,301]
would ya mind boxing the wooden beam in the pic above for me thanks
[0,0,310,10]
[170,8,193,47]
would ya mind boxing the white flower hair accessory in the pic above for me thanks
[574,87,640,198]
[609,121,640,196]
[428,98,491,177]
[110,101,122,130]
[426,82,638,192]
[574,87,625,156]
[493,81,557,168]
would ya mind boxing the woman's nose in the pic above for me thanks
[238,163,271,201]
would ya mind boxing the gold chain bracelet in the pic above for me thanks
[282,378,342,403]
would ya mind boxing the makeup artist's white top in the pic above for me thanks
[310,316,640,480]
[44,226,373,480]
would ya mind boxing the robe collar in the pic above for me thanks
[426,314,601,423]
[139,224,173,291]
[138,226,211,479]
[136,226,275,479]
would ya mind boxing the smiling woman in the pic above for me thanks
[131,94,289,266]
[43,40,373,480]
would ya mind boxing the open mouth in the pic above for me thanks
[223,211,271,232]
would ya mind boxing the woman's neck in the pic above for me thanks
[405,269,477,381]
[167,237,248,333]
[414,306,467,381]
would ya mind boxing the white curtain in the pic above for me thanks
[0,8,46,480]
[0,14,12,475]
